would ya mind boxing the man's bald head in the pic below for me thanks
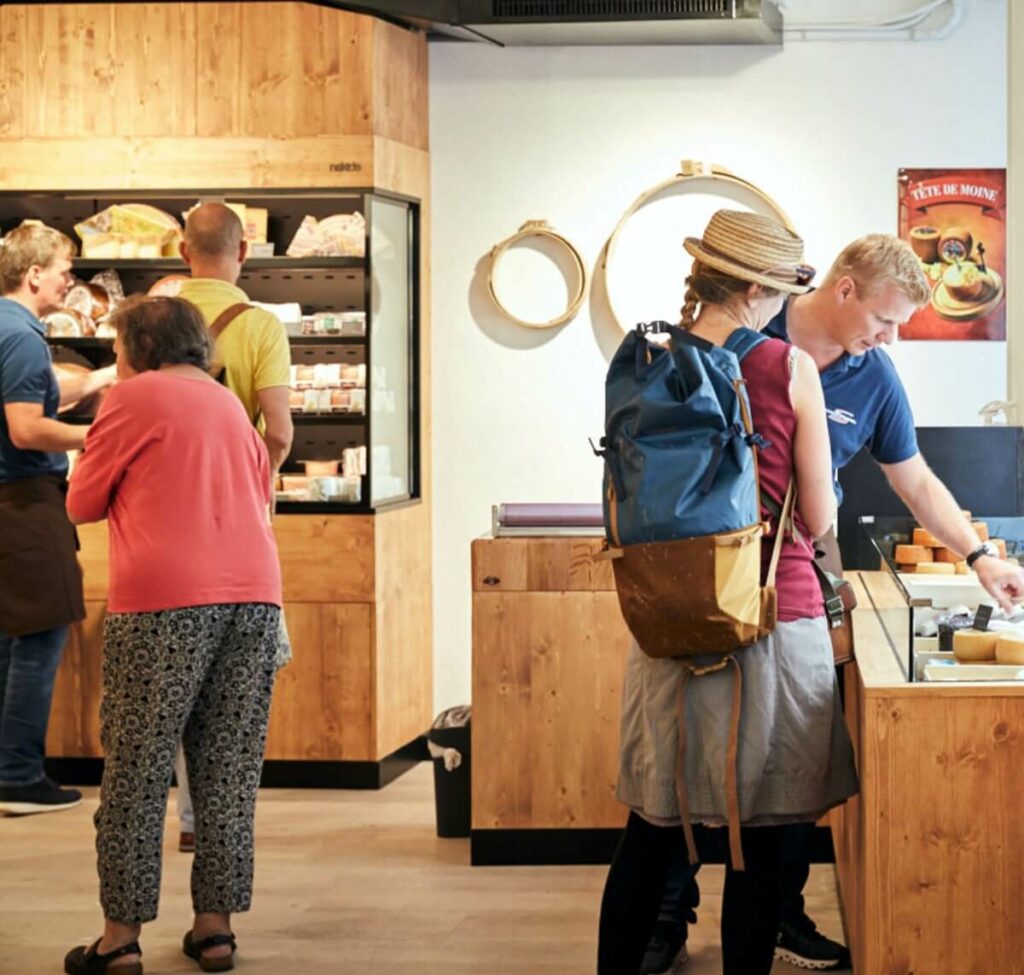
[183,203,244,260]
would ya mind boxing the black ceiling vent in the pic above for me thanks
[492,1,730,17]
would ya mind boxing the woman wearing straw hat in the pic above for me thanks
[596,210,858,975]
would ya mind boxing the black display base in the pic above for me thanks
[470,824,836,867]
[46,736,429,790]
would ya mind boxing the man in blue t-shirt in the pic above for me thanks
[0,223,114,816]
[645,235,1024,975]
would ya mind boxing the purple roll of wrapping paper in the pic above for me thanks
[497,503,604,528]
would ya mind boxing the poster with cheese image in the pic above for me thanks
[898,168,1006,341]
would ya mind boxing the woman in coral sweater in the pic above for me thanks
[64,296,282,975]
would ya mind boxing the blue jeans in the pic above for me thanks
[0,625,69,786]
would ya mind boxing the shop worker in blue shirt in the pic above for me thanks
[643,234,1024,975]
[0,223,114,817]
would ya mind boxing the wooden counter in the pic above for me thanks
[48,512,432,786]
[834,571,1024,974]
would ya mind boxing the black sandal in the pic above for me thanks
[64,938,142,975]
[183,930,237,973]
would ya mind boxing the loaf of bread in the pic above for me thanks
[995,632,1024,665]
[953,629,998,662]
[895,544,933,564]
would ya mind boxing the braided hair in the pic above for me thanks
[679,260,780,328]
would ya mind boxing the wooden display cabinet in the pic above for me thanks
[0,1,433,787]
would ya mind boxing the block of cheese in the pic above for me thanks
[995,631,1024,665]
[953,629,998,661]
[916,562,956,575]
[933,547,960,563]
[971,521,990,541]
[991,538,1007,558]
[955,561,969,575]
[895,544,933,564]
[912,528,942,547]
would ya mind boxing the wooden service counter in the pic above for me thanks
[47,509,432,788]
[836,571,1024,974]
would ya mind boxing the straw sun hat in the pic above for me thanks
[683,209,815,294]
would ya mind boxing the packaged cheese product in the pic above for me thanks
[912,528,942,547]
[894,544,933,564]
[995,631,1024,665]
[953,629,998,661]
[916,562,955,575]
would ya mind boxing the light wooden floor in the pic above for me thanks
[0,763,846,973]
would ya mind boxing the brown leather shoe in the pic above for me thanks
[179,831,195,853]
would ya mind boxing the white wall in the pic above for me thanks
[429,1,1008,711]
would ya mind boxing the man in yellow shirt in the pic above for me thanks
[178,203,293,471]
[174,203,294,857]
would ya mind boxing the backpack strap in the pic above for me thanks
[764,478,797,589]
[206,303,252,384]
[209,302,252,341]
[724,326,768,362]
[675,655,746,872]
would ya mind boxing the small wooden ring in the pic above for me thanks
[487,220,589,329]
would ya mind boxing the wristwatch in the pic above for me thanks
[966,541,999,569]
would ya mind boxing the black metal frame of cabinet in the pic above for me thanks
[0,187,421,515]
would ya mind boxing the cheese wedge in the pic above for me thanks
[972,521,990,541]
[953,629,998,661]
[995,632,1024,665]
[895,544,933,564]
[916,562,955,575]
[912,529,942,547]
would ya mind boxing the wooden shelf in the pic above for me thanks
[72,257,364,272]
[292,413,366,424]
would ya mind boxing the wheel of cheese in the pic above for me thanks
[971,521,990,541]
[895,544,933,564]
[933,547,960,563]
[916,562,955,575]
[897,564,917,574]
[991,538,1007,558]
[912,528,942,548]
[953,629,998,661]
[995,632,1024,665]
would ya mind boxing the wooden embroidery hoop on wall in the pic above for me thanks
[487,220,590,329]
[600,160,795,334]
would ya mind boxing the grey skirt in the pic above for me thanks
[616,615,859,827]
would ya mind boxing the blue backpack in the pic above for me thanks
[595,321,794,871]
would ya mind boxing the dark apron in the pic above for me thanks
[0,474,85,637]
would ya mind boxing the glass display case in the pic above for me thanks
[860,515,1024,682]
[0,188,420,513]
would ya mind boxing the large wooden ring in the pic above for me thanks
[601,160,794,333]
[487,220,589,329]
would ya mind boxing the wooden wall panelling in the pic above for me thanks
[472,590,630,830]
[273,515,374,603]
[863,692,1024,974]
[373,504,433,759]
[0,5,26,136]
[471,538,616,592]
[372,19,428,150]
[196,2,374,139]
[265,602,374,761]
[17,3,197,139]
[46,601,106,758]
[0,136,377,191]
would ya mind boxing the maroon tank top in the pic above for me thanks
[742,337,824,621]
